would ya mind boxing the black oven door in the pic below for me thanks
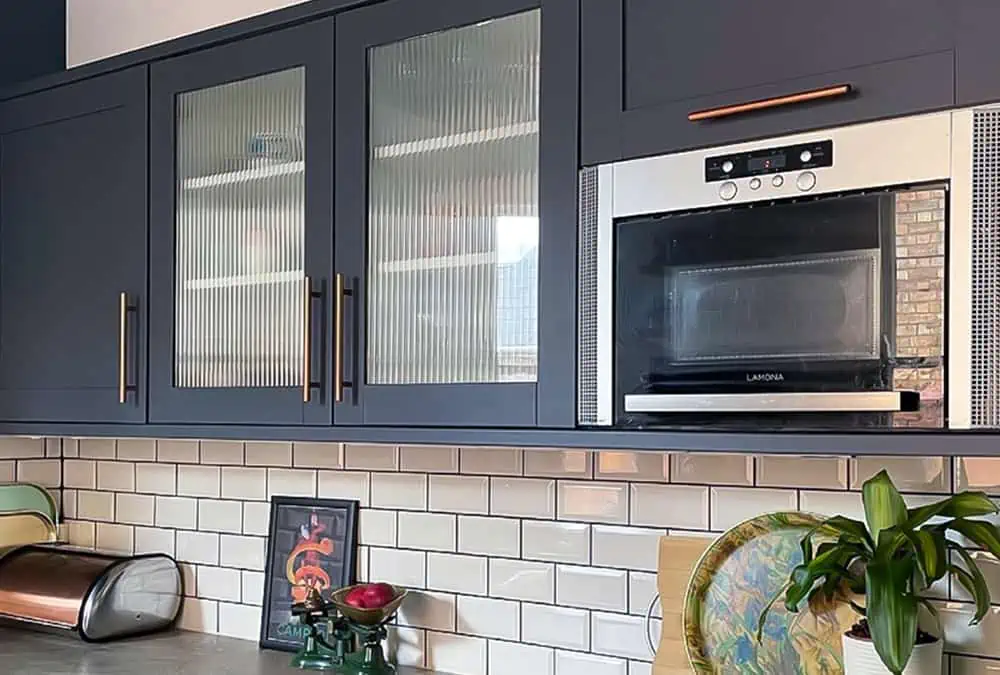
[613,188,945,429]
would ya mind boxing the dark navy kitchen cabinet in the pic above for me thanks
[581,0,957,164]
[956,1,1000,106]
[148,21,336,425]
[0,67,148,423]
[0,1,65,88]
[334,0,579,427]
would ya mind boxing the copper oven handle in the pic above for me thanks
[118,292,128,404]
[303,276,313,403]
[688,84,852,122]
[334,273,346,404]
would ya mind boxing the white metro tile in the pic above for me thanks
[345,444,398,471]
[710,488,797,531]
[756,455,849,489]
[292,442,344,469]
[595,452,669,482]
[116,493,155,526]
[456,596,519,640]
[199,500,243,534]
[629,484,709,530]
[221,467,267,501]
[134,527,175,556]
[116,439,156,462]
[426,553,487,596]
[178,598,218,634]
[97,461,135,492]
[557,565,628,612]
[62,490,76,518]
[489,559,554,603]
[524,450,593,478]
[592,526,663,572]
[558,481,628,524]
[268,469,316,498]
[155,496,198,530]
[952,655,1000,674]
[591,612,655,661]
[65,521,95,548]
[135,464,176,495]
[670,454,753,486]
[397,512,456,552]
[457,516,520,558]
[359,509,397,547]
[96,523,134,554]
[951,551,1000,603]
[852,456,951,493]
[399,445,459,473]
[937,603,1000,659]
[0,461,13,482]
[371,473,426,510]
[242,572,265,606]
[555,651,627,675]
[629,661,652,675]
[522,520,590,564]
[799,491,865,521]
[957,458,1000,495]
[425,631,486,675]
[78,439,116,459]
[17,460,62,488]
[77,491,115,521]
[387,625,425,668]
[318,471,371,506]
[220,535,266,571]
[176,531,220,566]
[428,475,489,514]
[179,564,197,597]
[199,441,245,466]
[489,641,554,675]
[177,465,221,498]
[522,603,590,650]
[63,460,96,489]
[244,442,292,467]
[44,438,61,457]
[218,602,262,642]
[369,548,426,589]
[243,501,271,536]
[399,591,456,632]
[157,440,199,464]
[0,437,43,459]
[197,566,242,602]
[491,478,555,519]
[460,447,522,475]
[628,572,661,618]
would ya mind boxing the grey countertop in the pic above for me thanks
[0,628,436,675]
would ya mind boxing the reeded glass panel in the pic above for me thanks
[368,11,540,385]
[175,69,305,388]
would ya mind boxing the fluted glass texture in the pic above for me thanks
[174,69,306,388]
[367,11,540,384]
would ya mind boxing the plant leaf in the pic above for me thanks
[819,515,874,550]
[907,492,998,529]
[866,555,918,674]
[863,470,908,544]
[949,544,992,623]
[905,529,948,585]
[943,518,1000,561]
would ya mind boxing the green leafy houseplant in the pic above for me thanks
[758,470,1000,674]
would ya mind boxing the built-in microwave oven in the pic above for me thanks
[578,109,999,431]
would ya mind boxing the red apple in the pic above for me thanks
[361,582,396,608]
[344,586,369,608]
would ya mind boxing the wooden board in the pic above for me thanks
[654,535,713,675]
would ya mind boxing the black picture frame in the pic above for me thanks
[259,496,359,652]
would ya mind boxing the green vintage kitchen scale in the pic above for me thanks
[289,584,408,674]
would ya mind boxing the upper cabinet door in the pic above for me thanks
[956,1,1000,106]
[149,21,335,425]
[0,68,148,423]
[335,0,579,427]
[582,0,956,164]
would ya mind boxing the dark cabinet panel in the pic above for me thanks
[0,1,65,88]
[0,67,148,422]
[582,0,956,164]
[148,21,335,425]
[956,1,1000,106]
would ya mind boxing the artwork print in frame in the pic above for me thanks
[259,496,359,652]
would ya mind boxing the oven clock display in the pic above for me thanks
[705,140,833,182]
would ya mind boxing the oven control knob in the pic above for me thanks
[772,175,784,187]
[797,171,817,192]
[722,160,734,174]
[719,181,738,201]
[749,177,762,190]
[800,149,813,163]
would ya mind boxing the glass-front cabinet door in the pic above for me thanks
[149,21,334,425]
[335,0,556,426]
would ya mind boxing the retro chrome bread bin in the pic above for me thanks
[0,544,182,641]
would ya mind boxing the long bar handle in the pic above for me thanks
[334,274,347,404]
[118,292,128,404]
[303,276,313,403]
[687,84,852,122]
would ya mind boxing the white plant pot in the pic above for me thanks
[842,633,943,675]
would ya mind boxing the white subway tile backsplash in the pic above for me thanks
[157,440,199,464]
[62,490,76,518]
[369,548,426,589]
[241,571,265,606]
[79,439,116,459]
[220,535,265,570]
[426,631,487,675]
[592,526,662,572]
[627,572,660,618]
[400,446,459,473]
[133,527,175,556]
[595,452,669,483]
[45,438,61,458]
[957,458,1000,495]
[371,473,426,510]
[245,442,291,467]
[292,442,343,469]
[135,463,176,495]
[66,520,95,547]
[179,564,197,597]
[242,502,271,536]
[267,469,317,498]
[63,459,96,489]
[17,459,61,488]
[756,455,849,490]
[429,475,489,514]
[458,516,520,558]
[177,465,221,498]
[197,566,242,602]
[398,512,456,552]
[799,490,865,521]
[360,509,397,547]
[199,441,244,466]
[670,454,753,486]
[489,559,554,603]
[116,493,155,526]
[558,481,628,524]
[177,530,220,565]
[457,596,519,641]
[555,651,627,675]
[492,478,555,519]
[710,488,797,531]
[938,603,1000,659]
[178,597,218,634]
[629,484,708,530]
[318,471,371,505]
[346,444,398,471]
[522,520,590,564]
[427,553,487,596]
[388,625,426,668]
[97,461,135,492]
[489,641,554,675]
[952,656,1000,674]
[590,613,654,661]
[522,603,590,650]
[156,496,198,530]
[557,565,628,612]
[198,500,243,534]
[96,523,133,554]
[399,591,456,632]
[461,448,522,476]
[217,602,262,641]
[525,450,592,479]
[0,437,44,459]
[221,467,267,501]
[852,456,951,493]
[116,439,156,462]
[77,490,115,521]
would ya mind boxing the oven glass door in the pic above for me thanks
[613,188,945,429]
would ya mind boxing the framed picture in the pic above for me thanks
[259,496,359,652]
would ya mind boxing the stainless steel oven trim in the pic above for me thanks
[624,392,909,414]
[596,165,614,425]
[949,109,974,429]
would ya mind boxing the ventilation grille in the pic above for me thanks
[972,110,1000,427]
[578,168,599,424]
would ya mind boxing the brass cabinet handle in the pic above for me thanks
[303,276,313,403]
[118,292,128,404]
[334,274,346,404]
[687,84,852,122]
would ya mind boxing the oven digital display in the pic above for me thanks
[747,154,786,172]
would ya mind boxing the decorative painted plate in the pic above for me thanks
[684,512,857,675]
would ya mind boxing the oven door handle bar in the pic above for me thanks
[624,391,918,414]
[688,84,853,122]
